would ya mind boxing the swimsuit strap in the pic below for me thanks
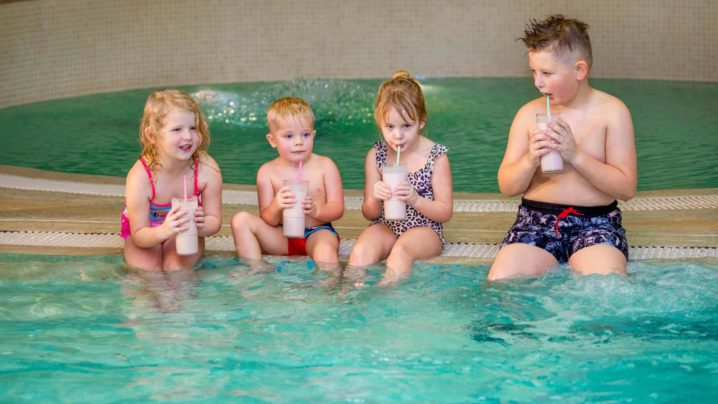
[193,158,200,196]
[139,158,156,201]
[425,144,449,172]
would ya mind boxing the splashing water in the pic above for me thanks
[193,78,375,128]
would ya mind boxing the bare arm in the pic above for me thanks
[257,164,284,226]
[197,156,223,236]
[561,102,637,200]
[404,154,453,223]
[125,165,180,247]
[361,148,383,220]
[497,105,542,196]
[308,157,345,223]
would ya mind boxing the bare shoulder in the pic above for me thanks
[257,158,281,180]
[125,160,151,199]
[519,97,547,116]
[312,153,339,170]
[125,160,147,184]
[199,154,221,173]
[593,89,631,117]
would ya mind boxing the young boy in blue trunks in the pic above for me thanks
[488,15,637,281]
[231,97,344,270]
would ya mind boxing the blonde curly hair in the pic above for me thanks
[139,89,210,173]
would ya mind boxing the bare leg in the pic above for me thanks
[231,211,288,271]
[305,230,340,265]
[569,244,627,276]
[343,224,396,288]
[487,243,558,281]
[163,237,205,271]
[348,224,396,267]
[124,238,163,271]
[380,227,442,286]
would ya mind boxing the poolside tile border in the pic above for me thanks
[1,231,715,261]
[2,174,717,212]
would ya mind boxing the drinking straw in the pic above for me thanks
[183,175,188,201]
[296,160,303,182]
[546,95,551,121]
[395,146,401,167]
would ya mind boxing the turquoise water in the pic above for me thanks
[0,78,716,192]
[1,254,717,402]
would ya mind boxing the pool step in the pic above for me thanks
[1,231,716,261]
[2,173,717,212]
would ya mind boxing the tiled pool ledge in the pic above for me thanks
[1,231,716,261]
[1,173,717,213]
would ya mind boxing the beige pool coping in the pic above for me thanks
[1,164,716,263]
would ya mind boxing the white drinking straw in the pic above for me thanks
[546,95,551,120]
[395,146,401,167]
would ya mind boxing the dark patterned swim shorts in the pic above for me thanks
[501,198,629,263]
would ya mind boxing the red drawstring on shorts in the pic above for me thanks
[555,207,583,236]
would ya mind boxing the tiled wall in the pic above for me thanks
[1,0,716,107]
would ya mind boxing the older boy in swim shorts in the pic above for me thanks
[488,15,637,280]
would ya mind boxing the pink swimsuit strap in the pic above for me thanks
[139,158,201,201]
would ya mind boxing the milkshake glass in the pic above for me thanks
[171,195,199,255]
[537,113,564,173]
[382,164,408,220]
[282,179,308,238]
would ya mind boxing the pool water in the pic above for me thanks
[1,254,716,401]
[0,78,716,192]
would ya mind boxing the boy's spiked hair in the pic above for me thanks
[520,14,593,67]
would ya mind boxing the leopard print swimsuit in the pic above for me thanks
[372,140,449,246]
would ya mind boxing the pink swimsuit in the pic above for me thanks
[120,159,200,239]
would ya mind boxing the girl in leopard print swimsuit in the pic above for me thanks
[347,71,453,286]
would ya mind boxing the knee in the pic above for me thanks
[231,211,253,232]
[387,241,416,264]
[348,242,373,266]
[486,264,510,282]
[312,244,339,264]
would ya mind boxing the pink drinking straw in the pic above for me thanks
[183,175,188,201]
[546,95,551,121]
[296,160,303,182]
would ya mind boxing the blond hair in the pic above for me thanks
[139,89,210,173]
[266,97,315,132]
[374,70,427,128]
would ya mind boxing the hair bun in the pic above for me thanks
[392,70,412,80]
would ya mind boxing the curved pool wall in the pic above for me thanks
[2,0,717,109]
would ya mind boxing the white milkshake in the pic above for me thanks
[382,164,408,220]
[171,195,199,255]
[537,113,564,173]
[282,179,308,238]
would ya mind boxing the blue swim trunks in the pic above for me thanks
[501,198,629,263]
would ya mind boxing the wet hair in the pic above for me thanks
[520,15,592,67]
[266,97,315,132]
[374,70,427,128]
[139,89,210,173]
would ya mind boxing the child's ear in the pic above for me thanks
[143,127,154,144]
[419,121,426,130]
[575,60,589,81]
[266,133,277,148]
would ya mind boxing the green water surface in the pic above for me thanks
[0,78,716,192]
